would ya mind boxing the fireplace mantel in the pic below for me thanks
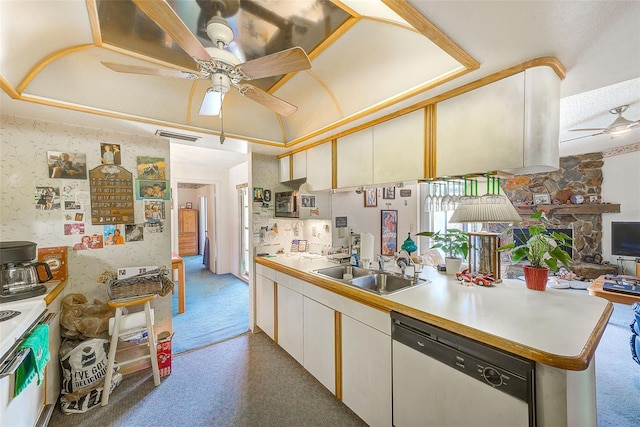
[515,203,620,216]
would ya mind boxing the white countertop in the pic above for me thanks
[256,254,613,370]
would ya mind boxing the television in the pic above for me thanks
[611,222,640,258]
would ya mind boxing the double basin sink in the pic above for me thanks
[312,265,428,296]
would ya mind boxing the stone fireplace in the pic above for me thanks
[502,153,605,261]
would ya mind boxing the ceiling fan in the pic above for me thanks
[101,0,311,140]
[565,105,640,142]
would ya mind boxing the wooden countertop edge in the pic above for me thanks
[44,281,66,305]
[255,257,613,371]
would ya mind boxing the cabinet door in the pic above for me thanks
[45,291,64,405]
[179,209,198,233]
[255,274,275,340]
[337,128,373,188]
[436,72,525,177]
[292,151,307,180]
[303,297,335,393]
[341,314,392,426]
[277,284,304,364]
[373,110,425,183]
[306,142,333,191]
[279,156,291,182]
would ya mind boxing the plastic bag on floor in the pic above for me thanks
[60,293,114,339]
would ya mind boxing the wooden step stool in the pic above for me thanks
[101,295,160,406]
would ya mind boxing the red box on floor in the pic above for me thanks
[157,331,173,378]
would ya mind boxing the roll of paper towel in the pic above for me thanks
[360,232,374,263]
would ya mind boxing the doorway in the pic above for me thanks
[173,181,249,353]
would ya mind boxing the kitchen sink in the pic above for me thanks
[312,265,376,281]
[313,265,427,295]
[348,273,427,295]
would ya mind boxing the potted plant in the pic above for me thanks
[417,228,469,274]
[498,211,572,290]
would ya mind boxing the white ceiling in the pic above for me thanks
[1,1,639,170]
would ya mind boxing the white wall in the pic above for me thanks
[228,162,249,276]
[0,115,172,334]
[331,184,419,255]
[601,146,640,272]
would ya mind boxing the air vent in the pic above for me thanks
[155,130,201,142]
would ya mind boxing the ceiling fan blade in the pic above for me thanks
[101,61,199,79]
[240,85,298,116]
[569,127,606,132]
[560,132,604,143]
[236,47,311,80]
[132,0,211,61]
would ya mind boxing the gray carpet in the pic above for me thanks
[48,332,366,427]
[171,256,249,354]
[595,301,640,426]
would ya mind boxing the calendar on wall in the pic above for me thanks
[89,165,135,225]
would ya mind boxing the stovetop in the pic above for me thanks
[0,298,46,364]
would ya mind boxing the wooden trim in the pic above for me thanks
[424,104,437,179]
[273,282,278,344]
[0,74,20,98]
[288,156,293,181]
[255,256,610,371]
[334,310,342,400]
[331,139,338,189]
[44,281,67,306]
[17,45,94,93]
[85,0,102,45]
[382,0,480,71]
[515,203,621,216]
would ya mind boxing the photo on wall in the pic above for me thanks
[125,224,144,242]
[104,224,125,245]
[136,180,170,200]
[47,151,87,179]
[35,186,60,210]
[137,156,166,180]
[101,143,121,165]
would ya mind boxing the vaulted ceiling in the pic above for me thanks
[1,1,639,164]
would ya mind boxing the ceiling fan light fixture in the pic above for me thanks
[206,16,234,48]
[211,72,231,93]
[199,88,225,116]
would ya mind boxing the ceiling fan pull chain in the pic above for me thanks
[219,76,225,144]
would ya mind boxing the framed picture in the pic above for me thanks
[533,192,550,205]
[364,188,377,207]
[253,187,264,202]
[381,210,398,256]
[185,202,193,209]
[47,151,87,179]
[589,195,598,204]
[263,189,271,202]
[301,194,316,207]
[399,189,412,197]
[298,240,307,252]
[383,187,395,199]
[136,179,170,200]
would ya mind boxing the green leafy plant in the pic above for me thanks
[498,211,572,271]
[416,228,469,259]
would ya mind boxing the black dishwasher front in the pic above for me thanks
[391,311,536,427]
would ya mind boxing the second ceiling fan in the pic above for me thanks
[102,0,311,118]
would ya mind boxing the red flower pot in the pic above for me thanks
[523,266,549,291]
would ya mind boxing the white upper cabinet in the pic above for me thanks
[305,142,332,191]
[292,151,307,180]
[279,156,291,183]
[373,110,425,184]
[337,127,373,188]
[436,67,561,177]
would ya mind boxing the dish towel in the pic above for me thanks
[14,324,50,397]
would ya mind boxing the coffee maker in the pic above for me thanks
[0,241,52,302]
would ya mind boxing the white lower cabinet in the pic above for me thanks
[341,314,392,427]
[255,273,275,340]
[303,297,335,393]
[277,284,304,364]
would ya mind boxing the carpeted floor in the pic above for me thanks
[595,301,640,426]
[171,255,249,354]
[48,332,366,427]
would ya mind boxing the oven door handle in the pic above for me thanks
[0,348,31,378]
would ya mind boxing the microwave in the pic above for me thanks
[275,191,299,218]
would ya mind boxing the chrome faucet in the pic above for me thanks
[376,254,385,272]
